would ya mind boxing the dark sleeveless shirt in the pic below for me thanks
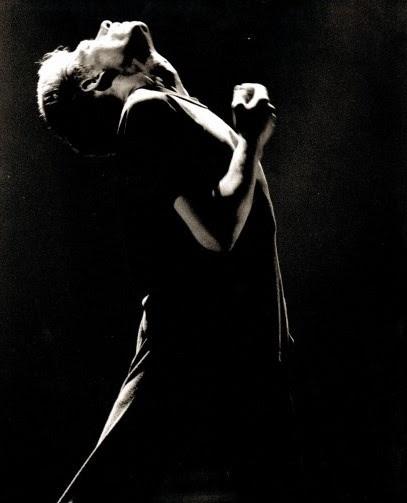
[116,88,291,373]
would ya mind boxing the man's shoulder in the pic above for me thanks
[118,88,177,137]
[122,88,175,118]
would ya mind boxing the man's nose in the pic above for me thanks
[96,20,112,39]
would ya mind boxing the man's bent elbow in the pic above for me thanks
[215,230,240,253]
[197,232,235,253]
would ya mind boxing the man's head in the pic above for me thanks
[37,21,184,155]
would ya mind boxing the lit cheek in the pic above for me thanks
[95,46,126,70]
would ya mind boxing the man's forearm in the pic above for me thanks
[218,136,260,196]
[216,135,262,249]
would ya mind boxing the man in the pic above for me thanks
[38,20,293,503]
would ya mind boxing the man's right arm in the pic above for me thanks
[174,83,276,252]
[121,85,275,252]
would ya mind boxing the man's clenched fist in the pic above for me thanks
[232,83,276,150]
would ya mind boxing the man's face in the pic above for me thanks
[73,21,154,76]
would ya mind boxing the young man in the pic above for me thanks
[38,20,293,503]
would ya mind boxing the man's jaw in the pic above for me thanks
[122,22,154,68]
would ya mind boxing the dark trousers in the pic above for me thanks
[57,297,297,502]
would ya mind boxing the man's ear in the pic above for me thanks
[80,70,118,93]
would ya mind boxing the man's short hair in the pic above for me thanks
[37,47,122,156]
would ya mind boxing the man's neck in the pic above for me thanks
[145,53,190,97]
[111,59,190,102]
[111,73,151,102]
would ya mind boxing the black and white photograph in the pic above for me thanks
[1,1,407,502]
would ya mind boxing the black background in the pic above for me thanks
[2,0,407,501]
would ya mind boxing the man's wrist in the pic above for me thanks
[237,134,263,161]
